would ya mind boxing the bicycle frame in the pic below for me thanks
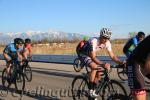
[10,60,23,81]
[84,64,112,94]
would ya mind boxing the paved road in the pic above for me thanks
[0,60,149,100]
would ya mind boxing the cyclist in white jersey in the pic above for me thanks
[76,28,125,98]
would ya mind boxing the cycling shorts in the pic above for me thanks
[127,62,145,90]
[79,55,93,66]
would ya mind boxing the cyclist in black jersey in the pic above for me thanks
[127,34,150,100]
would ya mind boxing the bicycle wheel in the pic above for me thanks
[73,58,84,72]
[2,68,10,87]
[117,67,128,81]
[101,80,127,100]
[24,64,32,82]
[72,75,89,100]
[15,73,25,95]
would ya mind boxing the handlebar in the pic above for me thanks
[85,64,126,74]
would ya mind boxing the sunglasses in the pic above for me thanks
[18,44,23,46]
[101,36,110,40]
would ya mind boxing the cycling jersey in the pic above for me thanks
[77,37,112,66]
[3,43,23,59]
[127,35,150,91]
[123,36,139,57]
[24,43,31,51]
[77,37,111,55]
[130,35,150,64]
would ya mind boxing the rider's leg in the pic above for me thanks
[129,62,146,100]
[132,90,146,100]
[88,62,98,90]
[94,68,103,83]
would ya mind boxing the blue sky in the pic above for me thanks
[0,0,150,38]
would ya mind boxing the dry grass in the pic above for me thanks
[0,42,125,56]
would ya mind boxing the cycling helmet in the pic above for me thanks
[14,38,24,45]
[100,28,112,39]
[25,38,31,43]
[137,31,145,38]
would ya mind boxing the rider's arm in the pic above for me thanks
[89,51,105,65]
[107,50,123,65]
[17,51,23,61]
[3,45,11,61]
[133,37,138,47]
[28,47,32,57]
[106,41,123,65]
[3,52,11,61]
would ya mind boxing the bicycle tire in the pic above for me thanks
[101,79,127,100]
[73,58,84,72]
[117,67,128,81]
[72,75,89,100]
[15,73,25,95]
[24,64,32,82]
[2,68,10,88]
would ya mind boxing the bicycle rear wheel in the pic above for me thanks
[101,80,127,100]
[72,75,89,100]
[73,58,84,72]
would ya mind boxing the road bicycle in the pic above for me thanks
[2,60,25,95]
[72,64,127,100]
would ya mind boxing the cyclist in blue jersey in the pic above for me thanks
[123,32,145,58]
[3,38,24,75]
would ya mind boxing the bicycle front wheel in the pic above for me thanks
[15,73,25,95]
[72,75,89,100]
[24,64,32,82]
[101,80,127,100]
[2,68,10,87]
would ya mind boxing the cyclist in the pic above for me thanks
[3,38,24,75]
[127,34,150,100]
[23,38,32,60]
[123,32,145,58]
[76,36,89,53]
[76,28,124,98]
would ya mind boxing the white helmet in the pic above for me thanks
[100,28,112,39]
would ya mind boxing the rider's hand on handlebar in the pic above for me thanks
[104,63,110,70]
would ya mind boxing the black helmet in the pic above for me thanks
[14,38,24,45]
[25,38,31,43]
[137,31,145,38]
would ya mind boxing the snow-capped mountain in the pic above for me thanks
[0,30,87,44]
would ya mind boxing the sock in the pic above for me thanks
[89,82,93,90]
